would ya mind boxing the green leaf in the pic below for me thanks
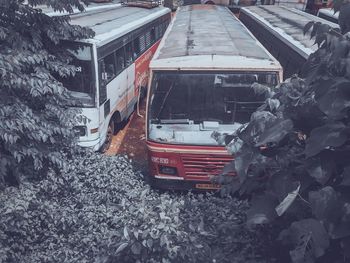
[306,157,335,185]
[255,119,293,147]
[116,242,128,254]
[131,242,142,255]
[124,226,130,241]
[247,194,278,226]
[309,187,340,222]
[317,80,350,118]
[303,21,314,35]
[275,183,300,217]
[341,166,350,186]
[305,122,347,157]
[280,219,330,262]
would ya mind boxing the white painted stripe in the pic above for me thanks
[154,175,184,180]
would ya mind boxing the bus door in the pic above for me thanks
[98,50,127,127]
[125,40,137,118]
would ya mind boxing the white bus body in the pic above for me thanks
[64,5,171,151]
[317,8,339,23]
[240,6,338,78]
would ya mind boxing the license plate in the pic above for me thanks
[195,183,221,190]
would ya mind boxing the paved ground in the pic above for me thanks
[106,100,148,173]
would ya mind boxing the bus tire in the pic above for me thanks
[100,120,114,153]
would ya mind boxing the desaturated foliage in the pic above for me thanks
[0,152,268,263]
[0,0,94,186]
[214,17,350,263]
[332,0,350,34]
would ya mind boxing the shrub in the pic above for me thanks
[0,152,268,263]
[0,0,94,187]
[214,20,350,263]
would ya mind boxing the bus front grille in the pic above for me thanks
[181,154,235,177]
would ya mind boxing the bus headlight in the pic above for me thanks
[159,165,177,176]
[73,126,87,137]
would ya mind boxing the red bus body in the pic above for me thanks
[146,5,282,190]
[147,141,233,189]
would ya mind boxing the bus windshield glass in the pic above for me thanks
[149,72,277,126]
[59,42,95,107]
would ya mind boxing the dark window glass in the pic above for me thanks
[115,47,125,73]
[155,25,161,40]
[57,43,95,107]
[151,27,156,44]
[145,31,152,48]
[125,41,133,66]
[139,34,146,53]
[149,72,278,125]
[98,60,107,105]
[133,37,141,58]
[102,52,116,82]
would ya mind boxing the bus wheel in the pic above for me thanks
[100,121,114,153]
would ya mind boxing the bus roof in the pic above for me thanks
[240,6,339,58]
[69,5,170,47]
[151,4,281,71]
[318,8,339,19]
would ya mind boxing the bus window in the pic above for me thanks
[149,72,277,127]
[133,34,147,59]
[102,52,116,82]
[125,41,133,66]
[98,60,107,105]
[139,34,146,53]
[145,31,152,48]
[155,24,162,40]
[115,47,125,73]
[151,27,156,44]
[59,43,95,107]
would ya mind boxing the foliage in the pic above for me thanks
[331,0,350,34]
[214,23,350,262]
[0,152,267,263]
[0,0,94,187]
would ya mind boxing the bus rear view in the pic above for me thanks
[146,4,282,190]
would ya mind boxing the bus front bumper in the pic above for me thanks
[149,175,221,191]
[78,137,101,151]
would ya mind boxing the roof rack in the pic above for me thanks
[121,0,161,8]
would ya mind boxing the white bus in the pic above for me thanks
[239,5,338,78]
[62,5,171,151]
[146,4,282,190]
[317,8,339,24]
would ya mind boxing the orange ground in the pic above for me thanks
[106,101,148,172]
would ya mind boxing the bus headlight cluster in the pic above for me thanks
[159,165,177,176]
[73,126,87,137]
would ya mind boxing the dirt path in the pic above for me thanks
[106,101,148,173]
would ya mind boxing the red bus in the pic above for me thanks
[145,4,282,190]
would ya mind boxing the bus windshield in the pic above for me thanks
[59,43,95,107]
[149,72,277,126]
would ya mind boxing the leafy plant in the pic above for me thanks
[0,152,266,263]
[0,0,94,187]
[331,0,350,34]
[214,20,350,262]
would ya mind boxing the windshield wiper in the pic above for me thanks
[156,83,174,119]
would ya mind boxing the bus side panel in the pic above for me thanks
[239,11,307,79]
[98,69,128,144]
[134,40,162,99]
